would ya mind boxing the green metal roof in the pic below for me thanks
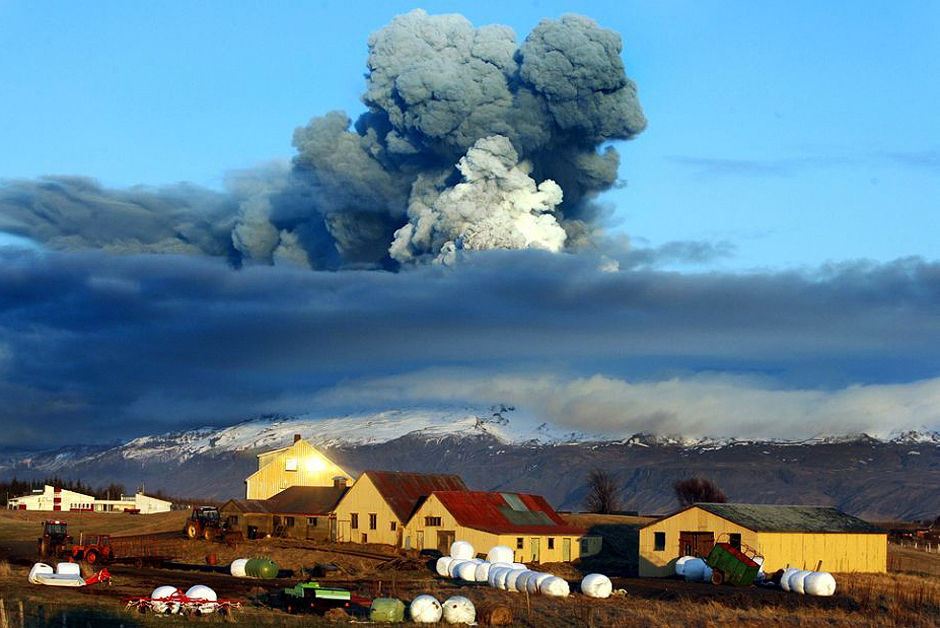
[693,503,884,533]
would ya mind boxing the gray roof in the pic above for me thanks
[694,503,884,533]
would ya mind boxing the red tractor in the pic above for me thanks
[183,506,224,540]
[37,520,72,558]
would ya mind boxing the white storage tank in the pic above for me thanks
[409,595,443,623]
[581,573,613,598]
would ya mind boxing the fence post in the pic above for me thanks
[0,598,7,628]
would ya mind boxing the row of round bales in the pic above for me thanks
[404,595,476,624]
[437,541,613,599]
[675,556,836,596]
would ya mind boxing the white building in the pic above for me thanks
[7,485,172,514]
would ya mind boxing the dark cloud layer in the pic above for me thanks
[0,248,937,448]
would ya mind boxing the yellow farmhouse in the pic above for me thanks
[245,434,351,500]
[404,490,601,563]
[639,503,887,577]
[333,470,467,545]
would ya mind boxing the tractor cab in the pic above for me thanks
[38,520,72,557]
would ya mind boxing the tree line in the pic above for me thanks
[583,469,727,514]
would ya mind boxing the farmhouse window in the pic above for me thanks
[369,513,377,530]
[308,517,317,526]
[285,457,298,471]
[516,537,524,549]
[285,516,295,527]
[351,513,359,529]
[729,533,742,549]
[390,521,397,531]
[548,538,555,549]
[654,532,666,551]
[425,516,442,527]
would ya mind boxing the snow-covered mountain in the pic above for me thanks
[3,406,938,520]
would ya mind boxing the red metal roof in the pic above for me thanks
[430,491,588,536]
[363,470,468,523]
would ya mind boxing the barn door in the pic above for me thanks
[679,531,715,557]
[562,538,571,561]
[437,530,455,555]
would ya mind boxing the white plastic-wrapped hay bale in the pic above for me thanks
[229,558,249,578]
[450,541,475,560]
[511,562,527,570]
[436,556,454,577]
[779,567,799,592]
[151,586,182,614]
[487,545,514,564]
[683,558,706,582]
[456,560,479,582]
[675,555,695,577]
[442,596,475,624]
[505,569,528,592]
[581,573,613,598]
[409,595,443,623]
[540,576,570,597]
[185,585,218,614]
[528,572,552,594]
[515,571,537,593]
[804,572,837,597]
[474,561,492,582]
[448,559,468,578]
[789,569,813,595]
[488,566,508,588]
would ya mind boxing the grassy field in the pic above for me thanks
[0,509,937,626]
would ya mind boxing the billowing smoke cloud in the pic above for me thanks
[0,11,644,269]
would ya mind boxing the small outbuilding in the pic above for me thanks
[221,482,348,540]
[639,503,887,576]
[404,490,601,563]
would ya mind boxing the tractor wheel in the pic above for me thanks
[38,539,47,556]
[185,522,199,539]
[204,527,215,541]
[711,568,725,585]
[85,550,98,565]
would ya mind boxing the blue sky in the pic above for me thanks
[1,0,936,270]
[0,2,938,449]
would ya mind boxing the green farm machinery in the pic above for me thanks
[705,534,763,586]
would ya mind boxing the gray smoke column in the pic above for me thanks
[1,11,645,270]
[278,9,646,266]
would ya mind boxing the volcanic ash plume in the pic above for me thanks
[0,10,645,270]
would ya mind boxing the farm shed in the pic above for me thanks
[221,482,348,540]
[333,470,467,546]
[6,485,171,514]
[245,434,351,500]
[404,490,601,563]
[639,503,887,577]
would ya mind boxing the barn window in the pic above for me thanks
[516,537,524,549]
[390,521,397,531]
[425,516,441,527]
[285,517,295,527]
[369,513,377,530]
[307,517,317,526]
[654,532,666,551]
[351,513,359,529]
[285,457,298,472]
[729,533,741,549]
[548,538,555,549]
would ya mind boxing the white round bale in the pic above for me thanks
[229,558,249,578]
[488,566,507,588]
[450,541,475,560]
[436,556,454,577]
[515,570,537,592]
[456,560,479,581]
[487,546,514,564]
[474,561,492,582]
[506,569,528,592]
[789,569,813,595]
[581,573,613,598]
[409,594,443,623]
[529,572,552,594]
[442,596,475,624]
[511,562,527,570]
[683,558,706,582]
[804,572,837,597]
[185,585,218,614]
[779,567,798,592]
[447,559,467,578]
[540,576,570,597]
[675,555,695,576]
[151,586,182,614]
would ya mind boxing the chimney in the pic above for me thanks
[293,434,301,443]
[333,476,347,489]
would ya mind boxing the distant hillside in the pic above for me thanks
[2,409,937,520]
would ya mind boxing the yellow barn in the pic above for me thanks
[639,503,887,577]
[404,490,601,563]
[245,434,351,500]
[332,470,467,546]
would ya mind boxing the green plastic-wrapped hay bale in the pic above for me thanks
[244,557,279,579]
[370,598,405,622]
